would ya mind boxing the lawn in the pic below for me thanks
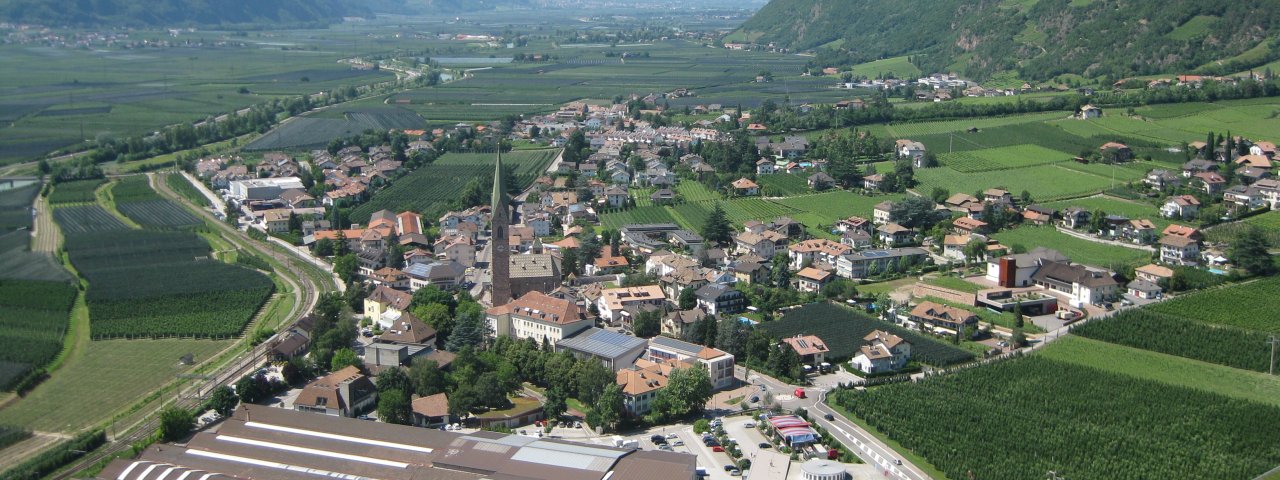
[992,226,1152,270]
[756,174,811,196]
[761,303,974,366]
[1039,336,1280,408]
[922,275,984,293]
[857,277,917,296]
[0,338,231,432]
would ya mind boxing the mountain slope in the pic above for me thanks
[734,0,1280,81]
[0,0,377,26]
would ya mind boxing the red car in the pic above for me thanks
[794,388,806,399]
[827,449,839,460]
[712,446,725,452]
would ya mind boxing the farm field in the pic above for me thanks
[774,191,904,233]
[760,302,974,366]
[1145,276,1280,333]
[1039,336,1280,407]
[47,179,105,205]
[756,173,811,196]
[0,338,231,432]
[350,149,558,223]
[108,176,161,203]
[1046,98,1280,144]
[111,176,201,229]
[674,181,721,202]
[938,144,1073,173]
[165,173,212,208]
[914,163,1126,202]
[599,205,678,230]
[882,112,1068,137]
[0,280,77,390]
[244,107,426,151]
[63,230,274,339]
[828,356,1280,480]
[0,182,38,232]
[992,226,1152,270]
[1073,309,1273,373]
[52,205,129,235]
[845,56,921,80]
[1204,210,1280,247]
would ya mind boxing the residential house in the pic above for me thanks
[404,261,466,291]
[1235,154,1273,170]
[756,159,776,174]
[1121,219,1158,244]
[1127,279,1163,300]
[952,217,988,235]
[896,139,926,159]
[1159,235,1201,266]
[264,210,291,233]
[1031,261,1119,306]
[863,174,884,191]
[836,247,930,279]
[368,267,409,290]
[1161,195,1200,219]
[731,178,760,196]
[694,283,744,316]
[603,185,629,208]
[840,229,873,250]
[597,285,667,324]
[1145,169,1182,190]
[944,193,981,210]
[1078,105,1102,119]
[942,234,973,261]
[364,285,414,329]
[781,335,829,367]
[487,291,590,344]
[1193,172,1227,195]
[984,188,1013,205]
[1182,159,1218,177]
[1249,141,1277,158]
[294,366,376,418]
[1162,224,1203,241]
[850,330,911,374]
[807,172,835,190]
[1099,142,1133,162]
[645,336,736,390]
[909,301,979,335]
[661,308,707,340]
[795,267,833,293]
[1135,263,1175,284]
[1060,208,1090,229]
[733,230,787,258]
[588,251,630,275]
[836,216,872,234]
[616,362,669,416]
[873,201,895,224]
[788,239,852,270]
[876,223,914,247]
[649,188,676,205]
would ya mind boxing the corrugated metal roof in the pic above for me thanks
[557,328,646,359]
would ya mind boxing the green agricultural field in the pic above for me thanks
[52,205,130,235]
[675,181,722,202]
[1203,211,1280,247]
[761,302,974,366]
[993,226,1152,269]
[350,149,558,223]
[774,191,904,232]
[47,179,105,205]
[669,202,712,231]
[0,338,231,432]
[922,275,984,293]
[845,56,921,80]
[883,112,1068,137]
[828,356,1280,480]
[757,174,811,196]
[939,144,1073,173]
[599,205,679,230]
[1040,336,1280,407]
[1146,276,1280,333]
[1073,309,1273,373]
[720,198,799,224]
[915,163,1124,202]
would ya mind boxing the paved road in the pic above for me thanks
[31,193,59,253]
[740,368,930,480]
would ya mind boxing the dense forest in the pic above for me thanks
[735,0,1280,81]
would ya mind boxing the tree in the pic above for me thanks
[159,406,195,442]
[963,238,988,263]
[475,372,511,410]
[409,358,450,396]
[1013,304,1025,329]
[412,285,457,313]
[745,329,773,365]
[770,252,792,288]
[206,385,239,417]
[313,237,335,257]
[889,196,949,230]
[376,367,411,394]
[767,343,802,381]
[1089,209,1109,234]
[648,365,713,422]
[594,383,624,432]
[574,359,615,406]
[715,317,750,357]
[678,286,698,310]
[1011,328,1028,348]
[631,309,661,338]
[315,292,345,322]
[333,254,358,283]
[1229,226,1276,276]
[377,389,412,425]
[544,387,568,421]
[446,303,488,351]
[330,348,362,372]
[930,187,950,203]
[235,374,268,404]
[702,203,733,245]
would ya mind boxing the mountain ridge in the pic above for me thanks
[733,0,1280,82]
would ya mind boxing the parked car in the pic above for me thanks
[650,435,667,444]
[794,388,806,399]
[667,433,678,439]
[750,396,759,403]
[823,413,834,421]
[712,446,725,452]
[724,465,736,472]
[743,421,754,428]
[729,469,741,476]
[673,440,684,447]
[758,442,771,449]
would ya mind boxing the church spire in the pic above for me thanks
[491,146,506,213]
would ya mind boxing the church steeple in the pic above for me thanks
[489,145,512,306]
[491,147,506,215]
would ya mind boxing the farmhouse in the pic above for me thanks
[909,301,978,334]
[896,139,926,159]
[1098,142,1132,162]
[731,178,760,196]
[781,334,830,367]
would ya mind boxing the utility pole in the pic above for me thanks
[1267,335,1279,376]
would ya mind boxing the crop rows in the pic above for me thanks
[1073,309,1273,373]
[351,150,557,222]
[52,205,129,235]
[1145,276,1280,333]
[165,173,211,207]
[761,303,974,366]
[829,356,1280,480]
[63,230,273,338]
[47,179,104,205]
[1204,211,1280,247]
[756,174,810,196]
[674,182,722,202]
[599,205,678,230]
[117,199,201,229]
[0,182,38,231]
[939,144,1073,173]
[0,279,75,390]
[109,176,161,203]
